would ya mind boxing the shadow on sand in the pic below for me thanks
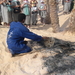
[43,38,75,75]
[59,18,69,32]
[31,24,51,30]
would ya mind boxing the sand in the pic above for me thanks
[0,3,75,75]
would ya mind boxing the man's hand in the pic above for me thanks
[0,0,6,4]
[42,37,49,40]
[15,5,20,7]
[3,0,6,2]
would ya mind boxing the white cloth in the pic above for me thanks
[40,4,45,9]
[64,2,71,12]
[23,0,29,3]
[24,1,28,3]
[64,0,72,12]
[31,7,38,11]
[40,0,44,2]
[13,0,17,1]
[1,5,12,23]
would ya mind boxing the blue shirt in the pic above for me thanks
[7,22,42,54]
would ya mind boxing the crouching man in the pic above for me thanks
[7,13,47,56]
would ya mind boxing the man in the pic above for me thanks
[30,0,38,25]
[62,0,65,10]
[0,0,6,4]
[69,0,74,12]
[21,0,31,27]
[11,0,21,21]
[7,13,47,56]
[63,0,72,14]
[62,0,65,5]
[56,0,61,13]
[0,0,6,25]
[38,1,47,25]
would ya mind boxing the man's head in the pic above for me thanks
[41,1,44,4]
[18,13,26,23]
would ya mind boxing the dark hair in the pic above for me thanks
[18,13,26,22]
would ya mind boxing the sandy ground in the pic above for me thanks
[0,3,75,75]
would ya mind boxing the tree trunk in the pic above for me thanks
[49,0,59,33]
[65,0,75,35]
[44,0,51,24]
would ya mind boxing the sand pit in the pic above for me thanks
[0,4,75,75]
